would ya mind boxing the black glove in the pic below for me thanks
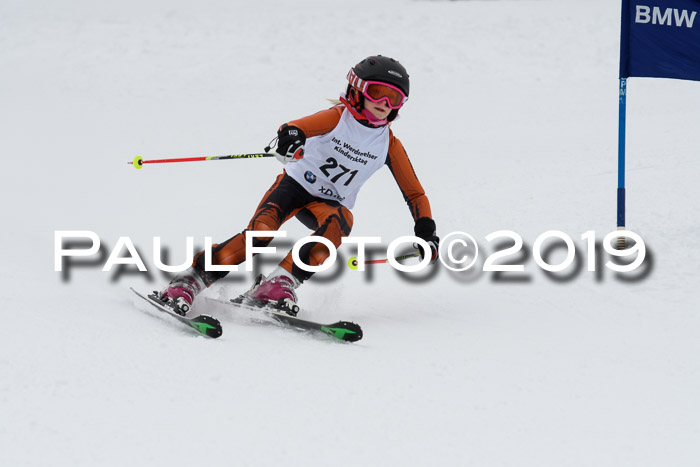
[414,217,439,264]
[275,124,305,163]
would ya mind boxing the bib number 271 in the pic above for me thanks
[319,157,358,186]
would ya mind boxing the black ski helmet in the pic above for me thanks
[346,55,410,122]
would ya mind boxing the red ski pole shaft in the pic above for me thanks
[348,251,421,269]
[128,153,275,169]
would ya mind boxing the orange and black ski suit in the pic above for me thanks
[193,105,433,284]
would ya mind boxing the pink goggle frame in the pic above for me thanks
[347,69,408,109]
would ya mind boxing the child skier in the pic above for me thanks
[158,55,440,316]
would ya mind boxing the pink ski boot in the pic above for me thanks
[159,268,205,316]
[250,274,300,316]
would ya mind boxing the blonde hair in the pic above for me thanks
[327,98,342,106]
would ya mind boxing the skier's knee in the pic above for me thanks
[249,221,278,244]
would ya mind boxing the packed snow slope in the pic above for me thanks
[2,0,699,466]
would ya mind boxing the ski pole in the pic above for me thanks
[348,251,421,270]
[128,153,276,169]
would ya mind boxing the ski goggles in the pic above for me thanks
[347,70,408,109]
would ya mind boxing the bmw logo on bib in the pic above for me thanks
[304,171,317,184]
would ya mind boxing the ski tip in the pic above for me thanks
[322,321,363,342]
[190,315,223,338]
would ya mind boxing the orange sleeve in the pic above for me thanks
[386,131,433,221]
[287,106,344,138]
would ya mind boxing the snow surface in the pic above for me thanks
[2,0,699,466]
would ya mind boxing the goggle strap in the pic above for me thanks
[347,69,368,93]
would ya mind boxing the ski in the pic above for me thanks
[208,296,363,342]
[130,287,223,338]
